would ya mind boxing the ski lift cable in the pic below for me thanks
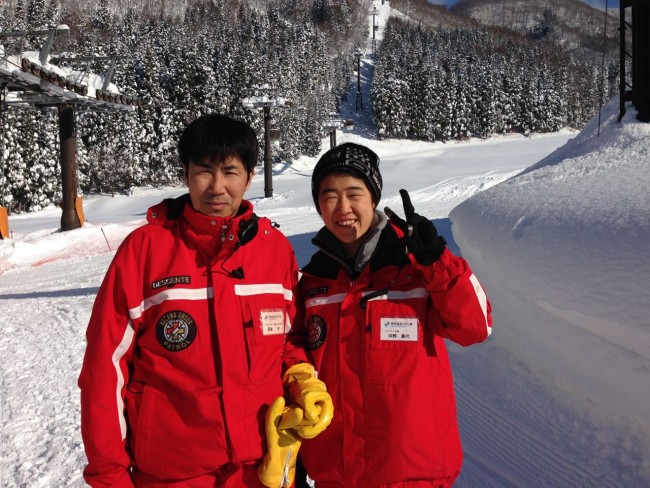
[0,29,31,60]
[597,0,609,137]
[0,54,25,72]
[1,25,69,63]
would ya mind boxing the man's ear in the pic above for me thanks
[182,165,189,186]
[245,170,254,191]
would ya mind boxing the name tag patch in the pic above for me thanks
[260,308,285,335]
[380,317,418,342]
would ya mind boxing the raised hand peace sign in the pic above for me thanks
[384,189,446,265]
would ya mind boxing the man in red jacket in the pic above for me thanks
[296,142,493,487]
[78,114,330,487]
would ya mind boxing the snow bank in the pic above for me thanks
[450,98,650,476]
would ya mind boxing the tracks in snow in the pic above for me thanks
[451,342,639,487]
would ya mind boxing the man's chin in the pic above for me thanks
[334,231,361,245]
[202,203,231,216]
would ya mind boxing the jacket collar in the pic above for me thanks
[147,193,256,252]
[305,211,409,280]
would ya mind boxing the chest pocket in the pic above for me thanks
[240,295,288,382]
[364,290,429,385]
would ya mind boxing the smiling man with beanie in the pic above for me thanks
[296,141,493,487]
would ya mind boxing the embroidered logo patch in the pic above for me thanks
[151,276,191,289]
[306,315,327,350]
[305,286,329,298]
[156,311,197,352]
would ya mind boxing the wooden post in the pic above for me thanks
[59,104,81,231]
[1,86,8,239]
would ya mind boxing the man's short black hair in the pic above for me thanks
[178,114,259,173]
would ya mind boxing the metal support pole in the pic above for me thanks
[39,29,57,65]
[356,55,363,111]
[371,8,378,55]
[102,56,118,91]
[59,104,81,231]
[633,0,650,122]
[620,1,630,120]
[242,90,289,198]
[263,106,273,198]
[330,130,337,149]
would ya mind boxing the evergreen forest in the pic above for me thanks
[0,0,618,212]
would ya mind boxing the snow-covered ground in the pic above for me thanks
[2,99,649,487]
[2,1,649,486]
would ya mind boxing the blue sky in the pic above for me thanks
[427,0,620,9]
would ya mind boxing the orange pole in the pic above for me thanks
[0,206,8,239]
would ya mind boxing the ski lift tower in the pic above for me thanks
[620,0,650,122]
[1,25,141,234]
[370,7,380,55]
[1,25,72,236]
[323,114,354,149]
[354,48,364,111]
[242,86,291,198]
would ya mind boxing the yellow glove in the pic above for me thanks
[258,397,302,488]
[283,363,334,439]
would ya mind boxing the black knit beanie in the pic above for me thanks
[311,143,382,214]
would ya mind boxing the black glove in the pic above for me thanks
[384,189,446,265]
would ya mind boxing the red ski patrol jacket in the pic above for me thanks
[78,195,306,487]
[296,217,492,488]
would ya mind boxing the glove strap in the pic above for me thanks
[281,447,293,487]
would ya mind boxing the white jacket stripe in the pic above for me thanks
[305,292,348,309]
[234,283,292,299]
[128,288,214,320]
[306,288,428,309]
[128,285,291,321]
[469,273,491,336]
[362,288,429,301]
[112,323,135,440]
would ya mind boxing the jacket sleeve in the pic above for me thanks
[78,240,138,488]
[416,248,492,346]
[282,246,310,370]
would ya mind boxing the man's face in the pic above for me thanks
[184,157,253,217]
[318,173,376,258]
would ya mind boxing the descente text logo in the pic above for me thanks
[151,276,191,289]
